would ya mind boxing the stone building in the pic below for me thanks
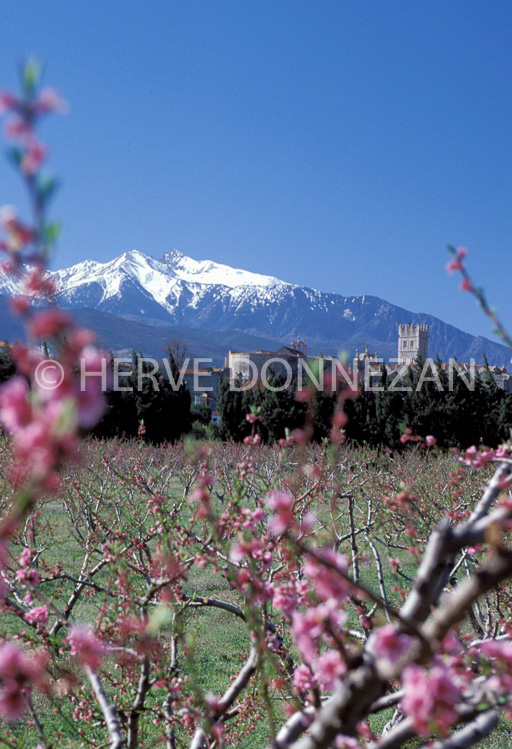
[397,323,429,365]
[353,345,380,375]
[224,347,304,385]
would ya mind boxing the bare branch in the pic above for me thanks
[365,529,390,622]
[273,707,314,748]
[424,546,512,650]
[85,666,126,749]
[215,646,258,716]
[399,518,455,626]
[466,462,512,525]
[348,495,359,585]
[417,709,499,749]
[127,658,151,749]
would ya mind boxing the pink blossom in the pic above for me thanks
[303,550,350,602]
[291,601,346,663]
[0,205,34,249]
[0,680,26,720]
[425,435,436,446]
[33,366,69,405]
[295,387,314,402]
[21,265,56,296]
[0,643,32,680]
[34,87,67,114]
[313,649,346,690]
[0,91,18,114]
[24,605,49,626]
[70,328,96,349]
[205,691,224,713]
[330,426,344,444]
[28,308,73,340]
[266,490,294,534]
[229,543,244,563]
[19,547,32,568]
[235,567,273,604]
[401,663,459,736]
[0,377,33,434]
[3,116,33,142]
[16,567,41,585]
[293,663,316,692]
[371,623,411,662]
[67,625,104,671]
[291,428,307,444]
[460,277,473,292]
[478,640,512,694]
[73,381,105,429]
[335,737,360,749]
[273,582,300,616]
[445,259,462,273]
[9,296,30,315]
[20,139,47,176]
[73,349,108,428]
[0,642,41,720]
[332,410,348,428]
[292,609,324,661]
[480,639,512,667]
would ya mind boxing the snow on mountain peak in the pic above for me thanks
[161,249,184,264]
[160,249,285,289]
[37,248,293,317]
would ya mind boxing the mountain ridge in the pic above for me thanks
[0,249,510,366]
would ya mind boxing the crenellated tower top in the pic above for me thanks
[398,323,429,365]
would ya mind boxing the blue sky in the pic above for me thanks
[1,1,512,342]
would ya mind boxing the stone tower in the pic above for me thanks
[398,323,429,366]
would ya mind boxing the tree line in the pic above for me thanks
[218,357,512,449]
[0,344,510,448]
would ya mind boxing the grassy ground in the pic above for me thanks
[0,437,509,747]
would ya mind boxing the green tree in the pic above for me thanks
[259,373,305,443]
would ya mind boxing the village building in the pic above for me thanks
[224,336,309,385]
[397,323,429,365]
[359,323,512,392]
[353,345,380,376]
[182,367,223,415]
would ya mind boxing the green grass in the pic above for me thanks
[0,438,508,748]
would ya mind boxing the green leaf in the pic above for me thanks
[54,397,78,437]
[36,174,60,202]
[13,486,35,516]
[146,605,172,636]
[6,146,23,167]
[21,58,42,97]
[41,220,61,245]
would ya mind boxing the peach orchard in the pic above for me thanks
[0,62,512,749]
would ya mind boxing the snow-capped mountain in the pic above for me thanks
[53,249,288,327]
[48,248,419,345]
[0,248,509,364]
